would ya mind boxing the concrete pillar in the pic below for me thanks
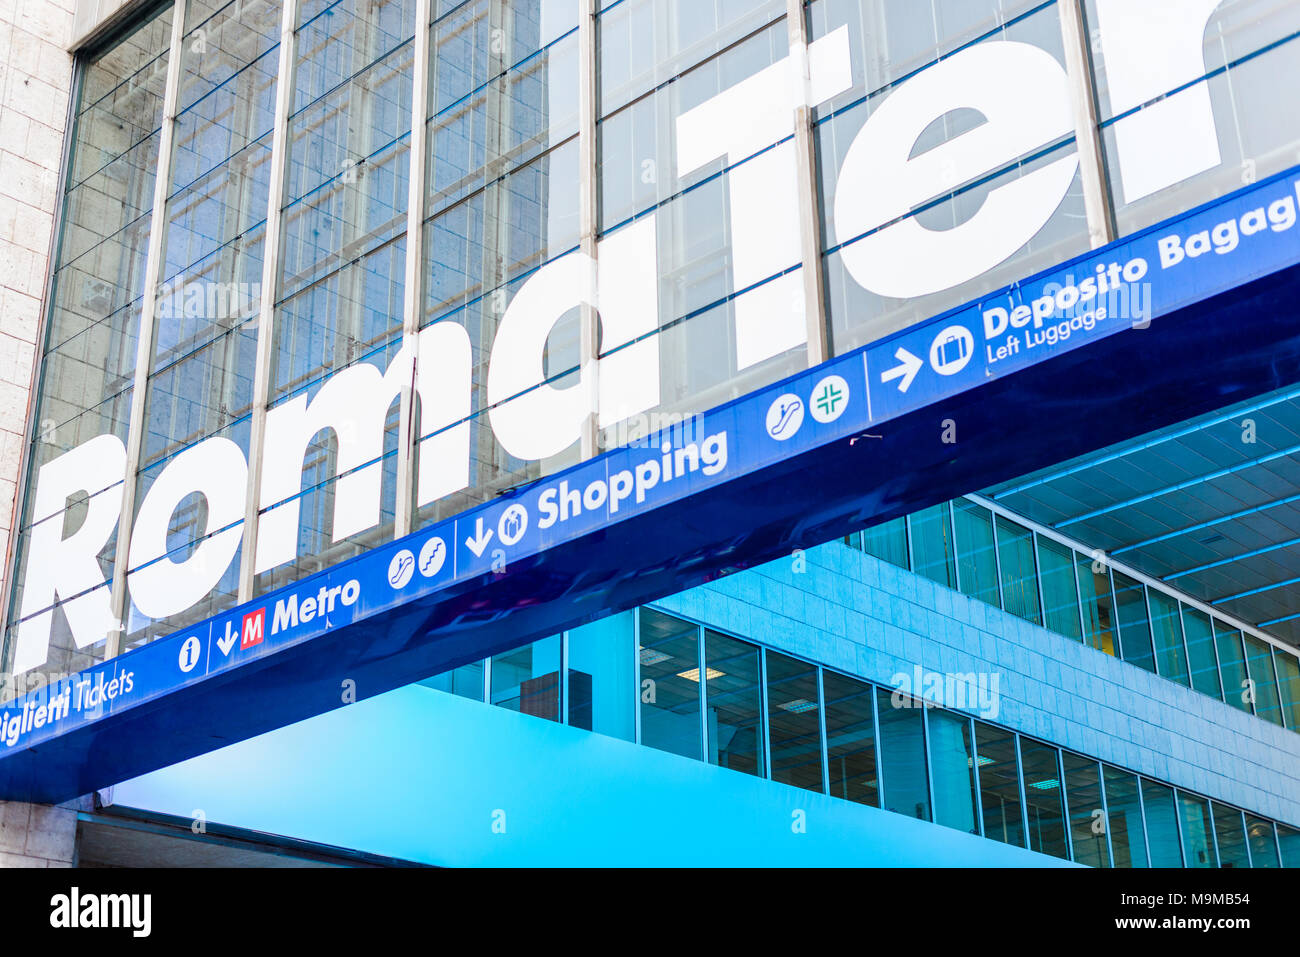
[0,797,86,866]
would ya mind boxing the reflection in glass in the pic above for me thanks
[1077,554,1117,656]
[1038,537,1081,640]
[996,516,1040,625]
[705,630,764,776]
[1211,803,1250,869]
[1114,573,1156,673]
[1243,635,1282,726]
[1176,791,1215,868]
[1020,738,1068,860]
[1141,780,1183,867]
[765,651,824,792]
[953,500,999,608]
[1246,815,1279,868]
[908,504,955,589]
[1214,621,1253,715]
[928,708,977,834]
[1063,752,1109,868]
[421,660,485,700]
[568,611,635,740]
[1148,591,1189,687]
[824,672,879,807]
[638,608,702,760]
[974,721,1021,847]
[1278,824,1300,867]
[1181,607,1222,701]
[491,635,561,720]
[1103,766,1148,868]
[860,515,908,569]
[1273,650,1300,730]
[877,687,930,821]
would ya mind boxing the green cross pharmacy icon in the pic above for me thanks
[810,375,850,424]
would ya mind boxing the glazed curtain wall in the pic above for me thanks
[848,496,1300,737]
[7,0,1300,686]
[424,605,1300,868]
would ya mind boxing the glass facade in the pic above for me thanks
[422,604,1296,868]
[13,0,1300,699]
[849,496,1300,736]
[6,0,1300,869]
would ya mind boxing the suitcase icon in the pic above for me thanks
[939,333,968,367]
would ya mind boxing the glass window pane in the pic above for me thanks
[1020,739,1068,860]
[953,500,1000,608]
[765,652,824,793]
[638,608,702,760]
[1181,607,1222,700]
[1211,803,1250,869]
[1148,591,1190,686]
[1177,792,1215,868]
[860,516,909,570]
[1214,621,1253,715]
[974,721,1022,848]
[1245,816,1279,868]
[1141,780,1183,868]
[996,517,1041,625]
[1078,555,1118,656]
[1103,766,1149,868]
[704,630,764,776]
[490,635,561,720]
[1039,538,1082,640]
[1114,573,1156,673]
[567,611,635,741]
[1273,650,1300,730]
[877,687,931,821]
[928,709,978,835]
[420,660,485,700]
[1243,635,1282,726]
[1063,753,1109,868]
[824,672,878,807]
[1278,825,1300,868]
[908,504,955,589]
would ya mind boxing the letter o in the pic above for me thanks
[583,480,609,510]
[341,580,361,606]
[128,438,247,619]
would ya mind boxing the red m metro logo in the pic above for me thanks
[240,608,265,650]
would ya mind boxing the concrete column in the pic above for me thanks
[0,0,88,867]
[0,797,87,866]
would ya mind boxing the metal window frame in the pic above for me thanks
[815,666,829,794]
[394,0,435,537]
[1013,732,1030,850]
[1096,757,1116,868]
[641,601,1295,863]
[105,0,189,658]
[969,492,1295,670]
[0,37,87,683]
[1182,603,1226,703]
[1057,747,1074,862]
[237,0,302,603]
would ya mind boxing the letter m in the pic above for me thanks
[241,608,265,650]
[254,323,472,574]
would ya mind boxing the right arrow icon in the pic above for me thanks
[881,347,924,394]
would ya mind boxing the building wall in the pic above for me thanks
[0,0,84,868]
[0,0,74,628]
[655,542,1300,826]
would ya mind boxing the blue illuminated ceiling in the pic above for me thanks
[986,385,1300,647]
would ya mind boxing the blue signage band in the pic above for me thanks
[3,165,1300,802]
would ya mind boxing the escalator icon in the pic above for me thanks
[766,394,805,441]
